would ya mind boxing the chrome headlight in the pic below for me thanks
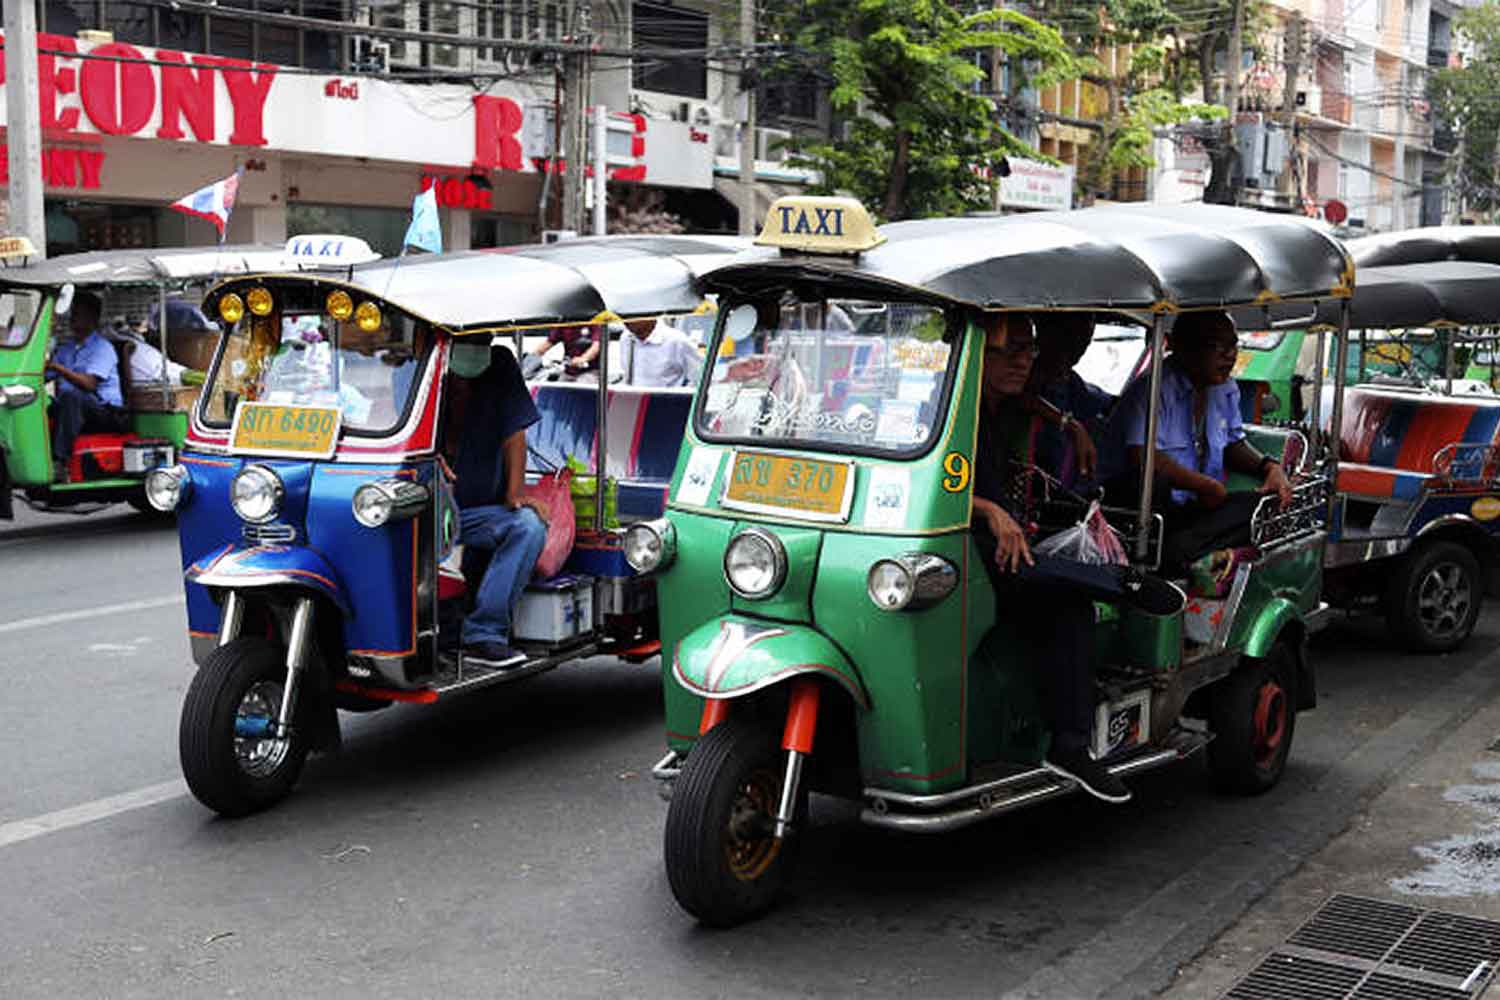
[230,464,284,524]
[0,384,37,408]
[144,464,190,512]
[867,553,958,611]
[352,478,430,528]
[724,527,787,600]
[623,518,676,573]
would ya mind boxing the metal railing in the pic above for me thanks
[1251,475,1329,549]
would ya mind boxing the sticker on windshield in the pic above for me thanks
[677,447,721,507]
[865,466,910,529]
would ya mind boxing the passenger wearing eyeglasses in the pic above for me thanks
[1101,310,1293,575]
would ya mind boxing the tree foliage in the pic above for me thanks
[1431,3,1500,217]
[773,0,1079,220]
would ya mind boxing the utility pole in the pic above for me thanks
[1279,13,1305,209]
[738,0,756,236]
[592,103,608,235]
[561,0,591,234]
[5,0,46,256]
[1206,0,1247,205]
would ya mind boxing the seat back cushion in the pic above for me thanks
[1339,387,1500,473]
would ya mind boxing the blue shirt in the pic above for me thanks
[451,347,540,509]
[51,331,123,407]
[1101,357,1244,505]
[1035,371,1114,487]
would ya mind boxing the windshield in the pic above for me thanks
[202,306,433,436]
[1237,330,1286,351]
[697,297,956,457]
[1074,322,1147,396]
[0,290,41,349]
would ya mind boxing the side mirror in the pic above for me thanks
[55,283,75,317]
[724,303,758,343]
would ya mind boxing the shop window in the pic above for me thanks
[760,73,822,125]
[287,203,414,258]
[472,215,534,249]
[44,201,164,256]
[632,1,708,99]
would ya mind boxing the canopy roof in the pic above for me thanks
[0,245,290,288]
[1233,260,1500,331]
[210,235,750,333]
[1346,226,1500,268]
[701,203,1352,312]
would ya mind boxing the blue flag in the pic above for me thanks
[404,188,442,253]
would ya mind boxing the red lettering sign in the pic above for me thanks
[204,58,276,145]
[472,95,524,172]
[80,42,155,135]
[0,143,106,189]
[420,174,493,211]
[155,51,216,141]
[37,33,81,132]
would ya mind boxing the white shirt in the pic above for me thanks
[113,333,189,387]
[621,320,703,387]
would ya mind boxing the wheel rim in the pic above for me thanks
[1417,561,1473,640]
[1252,680,1287,770]
[722,765,782,882]
[234,680,290,778]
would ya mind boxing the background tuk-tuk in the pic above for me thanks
[1262,255,1500,651]
[631,198,1351,926]
[153,235,744,817]
[0,240,290,518]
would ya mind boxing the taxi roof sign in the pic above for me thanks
[755,196,885,255]
[0,236,38,259]
[285,234,381,269]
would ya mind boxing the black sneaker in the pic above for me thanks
[1116,567,1186,617]
[463,641,527,668]
[1044,747,1132,804]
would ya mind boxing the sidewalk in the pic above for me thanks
[1161,663,1500,998]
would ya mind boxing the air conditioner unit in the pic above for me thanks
[542,229,578,243]
[1296,85,1322,117]
[674,101,717,126]
[757,127,793,163]
[354,38,391,75]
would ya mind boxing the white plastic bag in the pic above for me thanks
[1034,500,1128,566]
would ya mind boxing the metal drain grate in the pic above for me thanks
[1224,895,1500,1000]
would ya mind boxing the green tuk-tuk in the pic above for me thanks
[0,239,292,517]
[629,198,1353,926]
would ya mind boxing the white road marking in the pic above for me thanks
[0,780,188,850]
[0,595,180,636]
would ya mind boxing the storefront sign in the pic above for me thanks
[323,78,360,101]
[999,157,1074,211]
[420,175,494,211]
[0,143,105,188]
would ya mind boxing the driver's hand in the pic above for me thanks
[987,505,1034,573]
[514,495,550,528]
[1261,462,1294,510]
[1068,421,1098,479]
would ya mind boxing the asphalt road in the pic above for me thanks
[3,504,1500,999]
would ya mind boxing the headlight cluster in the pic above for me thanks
[231,464,284,524]
[0,384,37,408]
[724,527,787,600]
[623,518,677,573]
[352,478,430,528]
[144,464,191,512]
[866,553,958,611]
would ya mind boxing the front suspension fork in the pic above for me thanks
[219,591,316,741]
[698,676,823,841]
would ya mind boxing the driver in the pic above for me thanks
[972,313,1181,805]
[45,291,126,480]
[443,341,550,668]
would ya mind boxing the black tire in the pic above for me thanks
[179,637,309,817]
[664,716,799,927]
[1385,540,1483,653]
[126,491,172,519]
[1208,641,1298,795]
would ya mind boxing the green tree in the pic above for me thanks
[1432,3,1500,218]
[774,0,1079,220]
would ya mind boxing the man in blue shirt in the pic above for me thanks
[46,291,126,480]
[444,341,549,668]
[1101,311,1292,574]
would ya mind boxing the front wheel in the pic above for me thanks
[664,717,798,927]
[179,637,309,817]
[1385,540,1482,653]
[1208,641,1298,795]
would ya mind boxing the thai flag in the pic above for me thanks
[169,170,242,237]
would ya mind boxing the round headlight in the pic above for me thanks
[144,464,189,512]
[246,287,274,316]
[352,481,394,528]
[724,527,786,599]
[623,518,676,573]
[326,290,354,321]
[354,301,382,333]
[867,559,915,610]
[218,293,245,324]
[231,464,283,524]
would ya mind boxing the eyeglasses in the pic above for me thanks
[1184,339,1239,357]
[985,341,1040,360]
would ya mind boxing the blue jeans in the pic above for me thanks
[459,504,547,646]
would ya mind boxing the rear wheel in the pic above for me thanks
[664,716,799,927]
[179,637,309,817]
[1208,641,1297,795]
[1386,540,1482,653]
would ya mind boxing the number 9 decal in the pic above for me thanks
[941,452,971,493]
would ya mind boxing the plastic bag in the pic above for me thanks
[1034,500,1128,566]
[521,468,576,580]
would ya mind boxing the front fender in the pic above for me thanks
[671,615,870,710]
[1241,596,1299,660]
[186,543,351,616]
